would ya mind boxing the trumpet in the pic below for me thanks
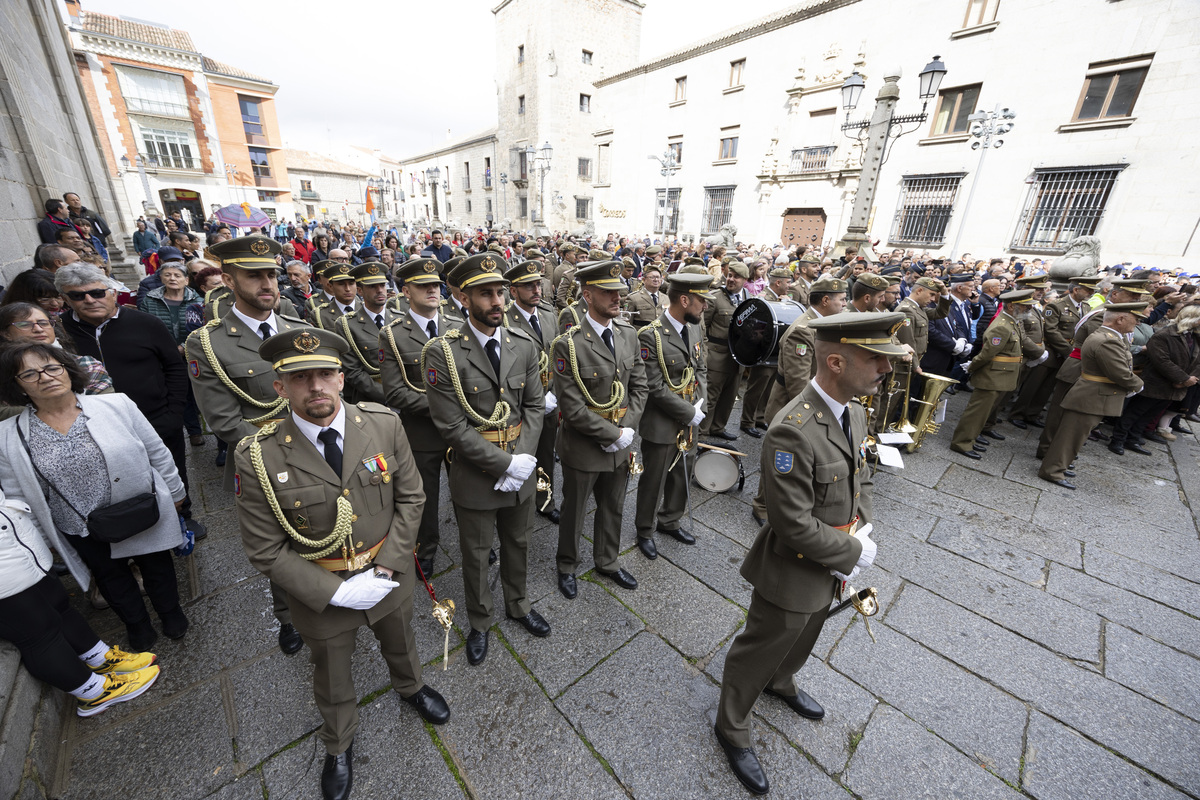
[885,368,919,435]
[903,372,956,452]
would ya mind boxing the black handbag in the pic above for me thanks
[17,424,160,543]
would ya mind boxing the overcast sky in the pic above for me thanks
[63,0,791,159]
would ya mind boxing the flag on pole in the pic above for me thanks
[365,186,375,220]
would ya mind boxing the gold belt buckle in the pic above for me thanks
[497,425,510,448]
[348,550,372,571]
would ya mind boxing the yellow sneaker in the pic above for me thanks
[77,666,160,717]
[91,646,157,675]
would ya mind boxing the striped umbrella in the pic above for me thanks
[213,202,272,229]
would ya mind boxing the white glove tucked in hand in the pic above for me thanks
[952,338,969,356]
[603,427,635,453]
[688,399,705,428]
[330,570,399,610]
[831,523,877,581]
[506,453,537,481]
[493,474,523,493]
[1025,350,1049,367]
[544,391,558,416]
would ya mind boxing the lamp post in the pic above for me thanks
[425,166,441,224]
[949,105,1016,260]
[225,162,247,205]
[120,154,158,218]
[499,172,508,228]
[648,149,680,235]
[835,56,947,261]
[527,141,553,236]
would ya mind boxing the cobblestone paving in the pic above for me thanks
[56,392,1200,799]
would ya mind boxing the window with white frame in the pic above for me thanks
[729,59,745,88]
[115,65,190,118]
[575,197,591,219]
[582,50,593,64]
[674,77,687,102]
[596,143,611,185]
[931,85,981,136]
[701,186,735,235]
[580,94,591,113]
[889,174,965,247]
[1072,56,1151,122]
[961,0,999,28]
[134,119,199,170]
[578,158,592,180]
[1010,165,1126,252]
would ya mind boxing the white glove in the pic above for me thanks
[1025,350,1049,367]
[830,523,876,581]
[544,391,558,416]
[832,566,861,582]
[493,474,523,493]
[603,426,635,453]
[505,453,537,481]
[952,338,969,356]
[330,570,399,610]
[688,399,705,428]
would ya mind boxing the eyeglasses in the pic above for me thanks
[16,363,66,383]
[10,320,53,331]
[64,289,110,301]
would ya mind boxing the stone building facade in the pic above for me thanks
[284,149,373,227]
[401,130,500,233]
[66,0,293,228]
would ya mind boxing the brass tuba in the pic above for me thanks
[903,372,956,453]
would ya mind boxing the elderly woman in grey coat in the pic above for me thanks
[0,342,188,652]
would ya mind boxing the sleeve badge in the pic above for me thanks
[773,450,794,474]
[991,336,1002,345]
[378,348,386,364]
[188,360,200,378]
[426,367,438,385]
[555,357,567,374]
[796,343,808,356]
[233,474,241,496]
[639,346,650,360]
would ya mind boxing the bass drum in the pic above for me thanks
[693,449,745,493]
[728,298,805,367]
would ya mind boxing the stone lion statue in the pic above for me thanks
[570,219,596,239]
[1048,235,1102,282]
[704,223,738,248]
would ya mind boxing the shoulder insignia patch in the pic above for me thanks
[556,357,567,374]
[426,367,438,385]
[992,336,1002,345]
[774,450,794,474]
[796,343,808,356]
[640,346,650,360]
[379,348,386,363]
[233,473,241,496]
[188,360,199,378]
[1045,308,1054,318]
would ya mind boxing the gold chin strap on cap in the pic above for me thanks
[247,422,355,563]
[188,323,288,425]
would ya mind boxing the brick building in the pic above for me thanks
[66,0,293,230]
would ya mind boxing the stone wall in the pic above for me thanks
[0,0,125,284]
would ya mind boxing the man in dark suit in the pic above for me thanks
[923,274,977,387]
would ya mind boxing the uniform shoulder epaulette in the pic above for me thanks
[638,318,663,336]
[355,401,392,414]
[614,316,635,329]
[203,318,222,330]
[236,420,280,451]
[443,328,464,340]
[505,326,534,343]
[384,315,408,330]
[783,400,818,429]
[278,312,305,325]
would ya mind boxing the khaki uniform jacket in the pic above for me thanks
[1043,296,1086,365]
[967,312,1024,392]
[1015,308,1046,355]
[554,265,578,309]
[552,318,648,472]
[379,308,463,452]
[423,324,544,510]
[1055,306,1106,384]
[204,286,298,322]
[312,298,360,332]
[336,307,398,405]
[557,299,588,335]
[742,383,868,613]
[704,289,739,347]
[895,294,951,363]
[623,288,663,327]
[637,313,707,445]
[503,304,556,368]
[789,278,811,307]
[233,403,424,635]
[1061,327,1142,416]
[773,307,822,398]
[185,312,306,448]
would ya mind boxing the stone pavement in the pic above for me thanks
[53,391,1200,800]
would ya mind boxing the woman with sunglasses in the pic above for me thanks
[0,342,189,652]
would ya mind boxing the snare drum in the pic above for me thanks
[693,448,745,493]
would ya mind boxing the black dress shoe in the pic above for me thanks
[597,567,638,590]
[1009,418,1029,430]
[972,443,988,453]
[1029,417,1046,428]
[959,384,974,393]
[637,537,658,560]
[401,685,451,724]
[711,430,739,441]
[507,610,551,638]
[975,437,991,447]
[755,421,769,430]
[740,426,764,439]
[764,687,825,720]
[321,744,353,800]
[278,623,304,655]
[465,628,489,665]
[1108,443,1125,456]
[1088,429,1109,442]
[536,506,562,524]
[52,560,69,576]
[657,525,696,545]
[416,557,435,578]
[954,448,982,460]
[1064,469,1076,478]
[488,548,498,565]
[558,572,577,599]
[714,727,769,796]
[1185,413,1200,424]
[215,450,227,467]
[1127,442,1152,456]
[982,429,1005,441]
[751,513,765,527]
[1042,477,1076,490]
[1171,422,1193,435]
[184,518,207,541]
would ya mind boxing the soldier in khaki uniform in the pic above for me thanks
[185,234,306,655]
[203,279,299,322]
[553,261,649,598]
[715,312,895,796]
[234,328,449,800]
[309,262,361,330]
[379,258,463,577]
[1011,276,1098,429]
[634,273,712,559]
[503,259,562,522]
[623,264,665,327]
[890,277,950,424]
[1039,303,1147,489]
[424,254,549,666]
[760,267,793,303]
[789,254,821,307]
[950,290,1042,458]
[552,243,585,309]
[334,262,396,406]
[701,261,750,440]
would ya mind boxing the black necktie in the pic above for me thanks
[258,322,273,340]
[343,305,354,315]
[841,409,854,450]
[373,314,384,329]
[529,313,543,344]
[317,428,342,477]
[602,328,615,357]
[652,293,659,307]
[681,324,689,351]
[426,320,437,340]
[485,339,501,377]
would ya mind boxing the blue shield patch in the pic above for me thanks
[555,357,566,374]
[233,473,241,496]
[188,360,200,378]
[774,450,794,474]
[378,348,385,364]
[426,368,438,385]
[640,346,650,360]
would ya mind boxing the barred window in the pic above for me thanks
[889,174,965,247]
[702,186,735,235]
[655,188,681,235]
[1011,166,1126,252]
[575,197,591,219]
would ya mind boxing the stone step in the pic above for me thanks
[0,642,64,800]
